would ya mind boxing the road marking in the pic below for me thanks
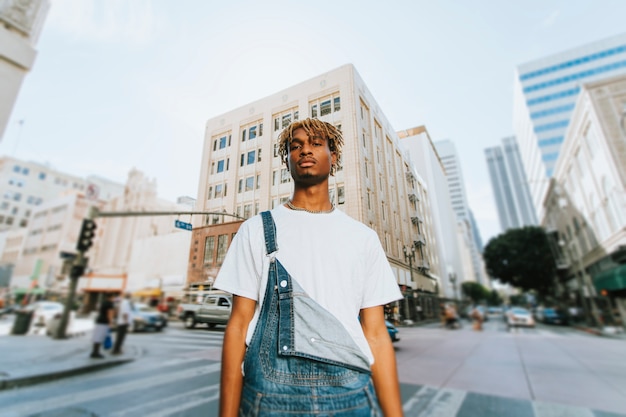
[1,362,222,416]
[403,385,466,416]
[109,384,219,417]
[533,401,595,417]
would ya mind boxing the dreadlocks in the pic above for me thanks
[277,118,344,176]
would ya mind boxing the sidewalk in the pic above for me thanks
[0,325,138,391]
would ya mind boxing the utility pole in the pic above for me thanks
[55,207,97,339]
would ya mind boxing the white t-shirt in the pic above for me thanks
[214,205,402,364]
[117,298,133,326]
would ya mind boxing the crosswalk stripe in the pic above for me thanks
[109,385,219,417]
[1,362,222,417]
[146,387,220,417]
[532,401,595,417]
[403,385,466,416]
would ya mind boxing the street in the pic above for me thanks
[1,315,625,417]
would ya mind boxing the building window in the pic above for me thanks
[238,179,243,193]
[333,97,340,112]
[214,184,223,198]
[216,234,228,265]
[204,236,215,267]
[219,136,228,149]
[320,100,332,116]
[247,151,256,165]
[282,114,291,129]
[249,126,257,140]
[245,176,254,191]
[256,174,261,189]
[338,186,345,204]
[311,104,318,118]
[242,129,247,142]
[217,160,225,173]
[244,204,252,219]
[281,168,291,183]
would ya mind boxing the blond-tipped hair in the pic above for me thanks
[277,118,343,176]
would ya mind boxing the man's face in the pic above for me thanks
[287,128,336,185]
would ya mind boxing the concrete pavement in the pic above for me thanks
[0,314,138,391]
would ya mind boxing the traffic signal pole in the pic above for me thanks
[53,207,244,339]
[54,207,96,339]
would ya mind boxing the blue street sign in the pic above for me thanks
[175,220,193,231]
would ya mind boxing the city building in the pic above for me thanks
[195,64,440,322]
[434,140,486,287]
[0,0,49,141]
[398,126,464,300]
[485,136,537,232]
[542,74,626,329]
[513,32,626,220]
[86,169,193,309]
[0,156,125,232]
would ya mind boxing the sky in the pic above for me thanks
[2,0,626,244]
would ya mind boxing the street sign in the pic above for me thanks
[175,220,193,231]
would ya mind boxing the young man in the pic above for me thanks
[112,292,133,355]
[215,118,404,416]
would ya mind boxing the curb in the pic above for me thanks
[0,358,133,391]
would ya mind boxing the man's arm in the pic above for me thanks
[219,295,257,417]
[360,305,403,417]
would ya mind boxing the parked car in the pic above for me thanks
[131,303,168,332]
[182,292,232,329]
[386,320,400,342]
[536,307,569,325]
[24,301,64,331]
[506,307,535,328]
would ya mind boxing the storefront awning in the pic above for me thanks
[593,265,626,292]
[133,288,162,298]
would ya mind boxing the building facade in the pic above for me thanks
[0,0,49,140]
[513,32,626,220]
[0,156,124,232]
[542,74,626,329]
[195,64,440,322]
[485,136,537,232]
[433,140,486,287]
[398,126,464,300]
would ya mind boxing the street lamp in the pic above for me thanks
[559,238,602,327]
[403,244,416,322]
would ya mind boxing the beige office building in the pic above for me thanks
[195,64,440,321]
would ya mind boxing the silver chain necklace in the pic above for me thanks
[286,200,335,214]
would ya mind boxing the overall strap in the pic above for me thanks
[261,211,277,255]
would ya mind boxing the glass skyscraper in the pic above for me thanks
[485,136,537,233]
[513,32,626,219]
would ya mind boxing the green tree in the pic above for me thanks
[461,281,490,303]
[486,289,502,306]
[483,226,556,298]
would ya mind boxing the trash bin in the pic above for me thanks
[11,309,34,335]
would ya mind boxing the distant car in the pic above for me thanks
[386,320,400,342]
[131,303,167,332]
[536,308,569,325]
[506,307,535,328]
[24,301,64,330]
[487,306,503,315]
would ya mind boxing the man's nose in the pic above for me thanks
[300,144,313,155]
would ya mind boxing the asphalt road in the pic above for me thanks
[1,316,625,417]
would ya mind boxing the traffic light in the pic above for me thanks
[76,219,97,252]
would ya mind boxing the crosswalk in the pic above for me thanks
[1,325,623,417]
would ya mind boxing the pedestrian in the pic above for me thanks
[112,292,133,355]
[471,306,484,331]
[90,292,115,359]
[214,118,404,416]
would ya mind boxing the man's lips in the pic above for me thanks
[298,158,316,167]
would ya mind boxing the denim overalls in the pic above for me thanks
[239,211,382,416]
